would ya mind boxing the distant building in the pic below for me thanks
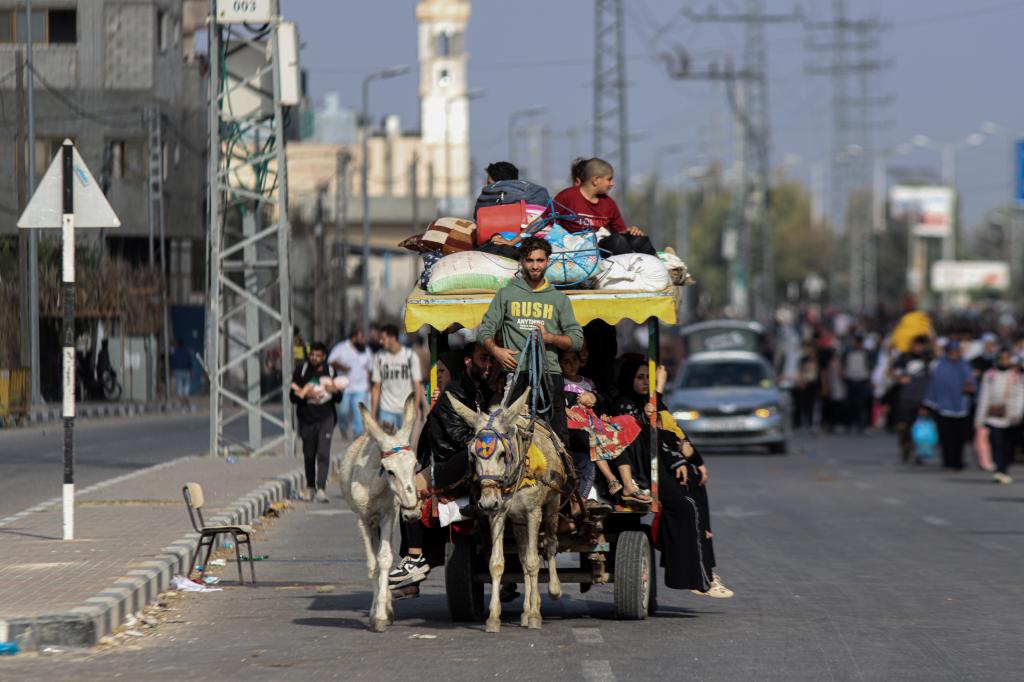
[0,0,208,304]
[286,0,474,335]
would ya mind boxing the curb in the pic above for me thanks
[0,453,342,651]
[14,401,201,428]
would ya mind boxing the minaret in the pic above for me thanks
[416,0,471,212]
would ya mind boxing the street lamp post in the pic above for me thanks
[507,106,546,169]
[360,65,410,340]
[445,88,485,215]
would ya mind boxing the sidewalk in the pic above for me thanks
[6,397,208,429]
[0,440,345,651]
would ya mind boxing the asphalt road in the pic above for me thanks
[3,431,1023,680]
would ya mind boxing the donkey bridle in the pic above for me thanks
[471,408,530,494]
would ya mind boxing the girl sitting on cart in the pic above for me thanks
[559,347,649,507]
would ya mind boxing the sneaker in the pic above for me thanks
[388,554,430,587]
[692,574,734,599]
[314,489,330,503]
[305,487,316,502]
[993,472,1014,485]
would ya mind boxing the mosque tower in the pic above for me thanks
[415,0,472,212]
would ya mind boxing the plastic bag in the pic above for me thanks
[911,415,938,460]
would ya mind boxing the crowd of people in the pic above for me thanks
[777,308,1024,483]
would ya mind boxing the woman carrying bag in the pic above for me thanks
[974,349,1024,484]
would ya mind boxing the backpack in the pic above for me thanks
[473,179,550,218]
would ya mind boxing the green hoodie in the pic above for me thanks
[478,276,584,374]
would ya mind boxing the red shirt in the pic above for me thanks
[550,187,628,234]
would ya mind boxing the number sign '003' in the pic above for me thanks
[217,0,273,24]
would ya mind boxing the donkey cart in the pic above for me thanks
[404,284,681,623]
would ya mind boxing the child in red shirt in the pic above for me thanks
[549,157,657,256]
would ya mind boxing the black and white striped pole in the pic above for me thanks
[18,138,120,541]
[60,141,75,540]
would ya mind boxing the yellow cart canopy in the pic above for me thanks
[404,287,680,333]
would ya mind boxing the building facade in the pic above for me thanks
[0,0,208,304]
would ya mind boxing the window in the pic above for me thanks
[109,140,147,179]
[0,9,76,44]
[435,31,449,57]
[437,69,450,87]
[157,10,168,52]
[49,10,76,44]
[29,136,74,176]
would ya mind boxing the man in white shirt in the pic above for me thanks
[371,323,425,430]
[328,326,374,437]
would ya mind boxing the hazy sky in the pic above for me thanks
[288,0,1024,230]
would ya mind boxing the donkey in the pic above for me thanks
[338,396,420,632]
[449,389,568,633]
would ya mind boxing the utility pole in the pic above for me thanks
[335,149,352,338]
[207,0,295,457]
[806,1,892,311]
[146,105,170,399]
[594,0,629,192]
[667,2,802,321]
[15,51,29,370]
[26,0,41,405]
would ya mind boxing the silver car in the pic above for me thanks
[666,350,788,453]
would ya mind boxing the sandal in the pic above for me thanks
[606,479,624,499]
[620,487,652,505]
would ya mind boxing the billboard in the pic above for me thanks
[1017,140,1024,204]
[930,260,1009,292]
[889,185,955,238]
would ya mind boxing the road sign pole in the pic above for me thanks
[60,141,75,541]
[18,140,121,541]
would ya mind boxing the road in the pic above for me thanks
[0,411,282,519]
[2,431,1023,680]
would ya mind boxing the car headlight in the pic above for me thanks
[754,407,777,419]
[674,410,700,421]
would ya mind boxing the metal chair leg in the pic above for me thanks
[234,533,244,584]
[189,540,204,580]
[200,535,215,580]
[245,535,256,583]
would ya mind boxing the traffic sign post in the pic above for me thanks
[18,139,120,541]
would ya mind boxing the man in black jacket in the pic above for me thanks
[290,342,343,502]
[388,342,494,593]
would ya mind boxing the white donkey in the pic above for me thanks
[338,396,420,632]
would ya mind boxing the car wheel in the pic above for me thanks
[769,441,787,455]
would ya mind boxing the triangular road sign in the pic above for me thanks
[17,141,121,229]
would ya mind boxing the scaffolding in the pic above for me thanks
[206,0,294,457]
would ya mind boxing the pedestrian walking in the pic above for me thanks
[923,341,975,471]
[842,335,872,432]
[793,340,820,430]
[290,341,343,502]
[370,324,425,431]
[328,325,373,438]
[974,348,1024,484]
[891,335,933,464]
[170,338,193,404]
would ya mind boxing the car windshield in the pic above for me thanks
[679,360,772,389]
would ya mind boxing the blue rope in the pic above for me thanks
[510,328,550,420]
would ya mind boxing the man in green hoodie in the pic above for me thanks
[478,236,584,446]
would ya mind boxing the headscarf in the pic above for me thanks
[616,356,645,399]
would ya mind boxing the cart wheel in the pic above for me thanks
[647,535,658,616]
[445,540,484,622]
[613,530,651,620]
